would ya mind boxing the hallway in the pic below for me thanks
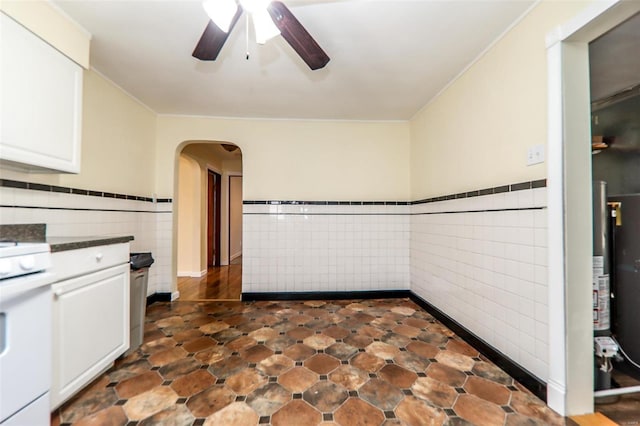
[177,257,242,301]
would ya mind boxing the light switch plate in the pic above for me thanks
[527,144,545,166]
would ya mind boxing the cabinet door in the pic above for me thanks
[0,12,82,173]
[51,264,129,409]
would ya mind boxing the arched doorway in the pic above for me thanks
[175,141,243,300]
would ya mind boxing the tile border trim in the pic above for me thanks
[0,178,172,203]
[243,179,546,206]
[241,289,547,402]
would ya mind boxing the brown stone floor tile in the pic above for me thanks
[393,324,421,338]
[463,375,510,405]
[235,322,264,335]
[283,343,316,361]
[329,365,369,390]
[395,395,447,426]
[279,366,319,392]
[158,357,201,380]
[359,325,386,339]
[358,379,404,411]
[148,346,188,367]
[212,328,242,343]
[287,326,314,340]
[187,385,236,418]
[182,336,217,353]
[249,327,278,342]
[366,341,401,360]
[226,335,258,351]
[258,354,295,376]
[509,389,565,425]
[272,400,321,426]
[381,332,412,348]
[143,329,165,342]
[351,352,386,372]
[323,325,350,339]
[347,302,368,311]
[325,342,359,361]
[411,377,458,408]
[198,320,230,334]
[344,334,374,349]
[203,402,259,426]
[404,317,431,329]
[435,350,475,371]
[72,406,128,426]
[115,371,163,399]
[505,412,552,425]
[427,323,456,338]
[406,341,439,359]
[156,315,185,329]
[472,361,513,386]
[305,300,327,308]
[170,369,217,397]
[254,314,280,326]
[240,344,274,362]
[334,398,385,426]
[290,314,314,325]
[108,358,152,382]
[353,312,376,324]
[305,353,341,374]
[245,383,291,416]
[417,331,449,346]
[208,355,248,379]
[226,369,268,394]
[453,394,506,426]
[304,334,336,350]
[264,335,296,352]
[195,345,232,364]
[140,337,177,356]
[123,386,178,421]
[394,351,431,373]
[371,317,398,330]
[446,339,480,357]
[59,388,119,423]
[303,381,349,412]
[378,364,418,388]
[391,306,416,316]
[426,363,468,387]
[138,404,194,425]
[170,328,203,343]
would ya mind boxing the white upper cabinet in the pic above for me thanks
[0,12,82,173]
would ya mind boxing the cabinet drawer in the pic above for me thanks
[52,243,129,282]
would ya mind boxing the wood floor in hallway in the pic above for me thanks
[177,258,241,301]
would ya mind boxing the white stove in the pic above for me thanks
[0,240,54,425]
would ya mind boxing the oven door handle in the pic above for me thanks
[0,272,55,303]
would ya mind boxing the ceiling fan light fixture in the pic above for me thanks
[253,8,280,44]
[203,0,237,33]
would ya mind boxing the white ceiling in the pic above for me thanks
[54,0,535,120]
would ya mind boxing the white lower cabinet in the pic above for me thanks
[50,245,130,410]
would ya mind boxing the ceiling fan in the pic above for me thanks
[192,0,330,70]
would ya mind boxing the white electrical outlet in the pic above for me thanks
[527,144,545,166]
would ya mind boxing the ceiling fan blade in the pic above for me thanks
[267,1,329,70]
[192,6,243,61]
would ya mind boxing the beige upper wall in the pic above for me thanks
[1,0,90,68]
[409,0,593,199]
[156,116,410,201]
[2,69,158,196]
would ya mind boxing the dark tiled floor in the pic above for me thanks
[52,298,565,425]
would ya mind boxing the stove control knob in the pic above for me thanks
[19,256,35,271]
[0,259,11,276]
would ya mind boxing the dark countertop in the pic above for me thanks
[48,235,134,253]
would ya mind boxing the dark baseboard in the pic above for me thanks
[242,289,412,301]
[408,292,547,402]
[241,289,546,402]
[146,292,172,305]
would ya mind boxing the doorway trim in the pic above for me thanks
[207,169,222,267]
[546,0,640,416]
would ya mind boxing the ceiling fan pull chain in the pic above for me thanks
[245,14,250,60]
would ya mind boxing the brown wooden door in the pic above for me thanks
[207,170,222,267]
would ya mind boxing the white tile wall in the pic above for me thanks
[0,186,173,295]
[243,203,410,293]
[410,187,548,380]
